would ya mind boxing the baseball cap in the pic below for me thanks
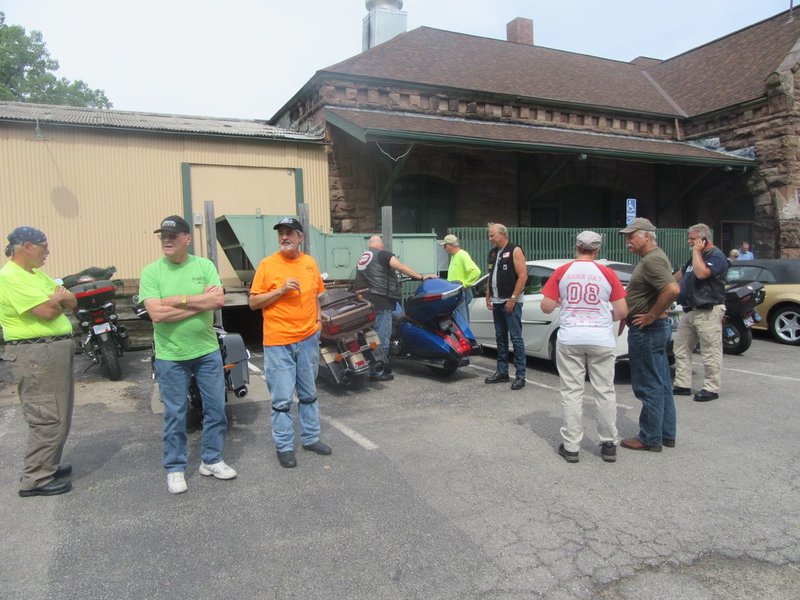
[619,217,656,234]
[438,234,459,246]
[576,231,602,250]
[154,215,190,234]
[273,217,303,233]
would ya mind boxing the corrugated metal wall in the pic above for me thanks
[0,123,329,279]
[451,227,691,270]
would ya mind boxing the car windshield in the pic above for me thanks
[726,265,776,284]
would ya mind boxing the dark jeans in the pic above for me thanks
[492,302,526,378]
[627,318,676,446]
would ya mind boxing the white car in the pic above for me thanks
[468,259,673,363]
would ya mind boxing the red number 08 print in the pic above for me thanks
[565,282,601,305]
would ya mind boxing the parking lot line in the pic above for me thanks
[323,416,379,450]
[468,363,560,391]
[722,365,800,382]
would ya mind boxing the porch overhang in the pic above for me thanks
[325,107,756,168]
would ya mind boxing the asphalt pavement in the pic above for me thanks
[1,332,798,599]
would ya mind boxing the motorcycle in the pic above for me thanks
[318,285,386,389]
[69,277,130,381]
[387,278,480,376]
[722,280,765,355]
[132,297,250,417]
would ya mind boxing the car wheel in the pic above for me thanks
[769,305,800,345]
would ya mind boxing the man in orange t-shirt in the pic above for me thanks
[249,217,331,468]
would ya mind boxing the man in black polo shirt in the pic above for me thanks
[673,223,728,402]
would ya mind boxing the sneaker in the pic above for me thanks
[558,444,579,463]
[199,461,237,480]
[600,441,617,463]
[167,472,187,494]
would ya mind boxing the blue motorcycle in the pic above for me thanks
[388,279,481,376]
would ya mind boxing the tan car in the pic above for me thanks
[726,259,800,345]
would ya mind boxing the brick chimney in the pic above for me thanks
[506,17,533,45]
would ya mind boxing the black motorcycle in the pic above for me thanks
[133,297,250,417]
[722,280,765,355]
[69,278,130,381]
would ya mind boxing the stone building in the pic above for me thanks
[271,3,800,257]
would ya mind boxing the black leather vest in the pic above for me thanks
[355,249,401,300]
[487,242,520,299]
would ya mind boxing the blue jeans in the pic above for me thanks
[263,332,321,452]
[627,318,676,446]
[155,350,227,472]
[453,287,473,330]
[374,309,393,358]
[492,302,526,378]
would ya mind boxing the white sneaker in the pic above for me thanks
[167,471,187,494]
[198,460,237,480]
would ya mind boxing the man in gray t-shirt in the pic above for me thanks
[618,218,679,453]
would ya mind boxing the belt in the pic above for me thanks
[5,334,73,345]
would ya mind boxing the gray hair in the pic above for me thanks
[488,222,508,236]
[5,243,23,257]
[688,223,712,241]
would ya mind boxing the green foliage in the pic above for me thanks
[0,11,111,108]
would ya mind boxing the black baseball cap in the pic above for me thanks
[273,217,303,233]
[154,215,190,234]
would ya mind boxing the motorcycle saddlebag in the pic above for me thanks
[70,280,117,309]
[319,288,375,334]
[217,330,250,392]
[724,281,765,314]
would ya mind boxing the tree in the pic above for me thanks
[0,12,111,108]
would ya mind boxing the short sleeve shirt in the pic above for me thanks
[250,251,324,346]
[0,261,73,340]
[625,247,674,316]
[542,260,626,347]
[138,255,221,361]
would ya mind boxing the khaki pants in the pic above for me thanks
[556,343,618,453]
[673,305,724,393]
[3,339,75,490]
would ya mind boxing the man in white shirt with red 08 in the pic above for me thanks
[541,231,628,464]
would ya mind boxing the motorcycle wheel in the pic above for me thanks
[344,374,365,390]
[722,318,752,355]
[98,335,123,381]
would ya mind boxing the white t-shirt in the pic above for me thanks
[541,260,627,347]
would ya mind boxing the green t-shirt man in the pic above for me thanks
[138,255,221,361]
[625,247,675,317]
[0,261,73,340]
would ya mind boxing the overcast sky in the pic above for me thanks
[2,0,792,121]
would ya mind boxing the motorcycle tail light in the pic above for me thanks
[94,317,104,324]
[423,294,443,302]
[324,323,342,335]
[346,339,361,353]
[366,311,376,322]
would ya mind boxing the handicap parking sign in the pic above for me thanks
[626,198,637,225]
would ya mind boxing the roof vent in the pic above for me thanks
[363,0,407,51]
[506,17,534,45]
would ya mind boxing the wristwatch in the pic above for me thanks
[180,295,188,307]
[509,295,518,302]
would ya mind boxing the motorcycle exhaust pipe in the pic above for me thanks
[234,386,248,398]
